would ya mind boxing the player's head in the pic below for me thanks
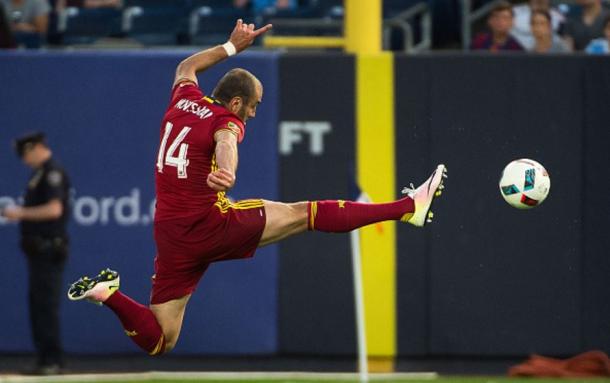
[212,68,262,123]
[14,132,51,168]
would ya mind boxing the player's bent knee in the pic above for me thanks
[163,338,177,353]
[289,202,308,221]
[150,295,190,354]
[158,322,181,352]
[286,202,309,231]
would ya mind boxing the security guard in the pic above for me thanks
[1,132,70,375]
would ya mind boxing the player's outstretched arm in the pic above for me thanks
[173,19,272,87]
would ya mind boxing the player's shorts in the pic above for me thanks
[151,199,266,305]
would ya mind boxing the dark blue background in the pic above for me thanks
[0,50,279,354]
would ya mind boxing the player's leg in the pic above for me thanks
[103,290,188,354]
[150,295,190,352]
[67,270,187,355]
[260,196,413,245]
[259,201,308,246]
[259,164,447,246]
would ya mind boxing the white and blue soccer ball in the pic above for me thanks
[499,159,551,209]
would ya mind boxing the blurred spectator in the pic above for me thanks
[512,0,565,50]
[0,2,17,47]
[531,9,570,52]
[585,14,610,53]
[0,0,50,48]
[471,1,524,51]
[55,0,121,10]
[562,0,610,51]
[233,0,296,14]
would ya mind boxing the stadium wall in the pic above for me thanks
[581,57,610,352]
[394,55,584,356]
[277,54,357,355]
[278,54,610,358]
[1,52,609,358]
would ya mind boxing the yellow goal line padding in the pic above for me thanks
[263,36,345,48]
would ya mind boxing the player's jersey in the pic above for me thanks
[154,82,245,222]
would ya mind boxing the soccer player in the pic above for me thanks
[67,19,447,355]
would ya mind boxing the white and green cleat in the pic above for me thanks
[401,164,448,227]
[67,268,120,305]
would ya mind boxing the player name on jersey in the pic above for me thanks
[174,98,213,120]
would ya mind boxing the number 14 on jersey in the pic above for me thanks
[157,121,191,178]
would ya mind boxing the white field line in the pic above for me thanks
[0,371,438,383]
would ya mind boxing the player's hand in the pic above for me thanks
[1,206,23,222]
[207,168,236,192]
[228,19,272,53]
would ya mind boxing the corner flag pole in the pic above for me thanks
[350,227,369,383]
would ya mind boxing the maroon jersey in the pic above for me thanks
[154,82,245,222]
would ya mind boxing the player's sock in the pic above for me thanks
[104,291,166,355]
[308,197,414,232]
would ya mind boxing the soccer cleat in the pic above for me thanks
[67,268,120,305]
[401,164,447,227]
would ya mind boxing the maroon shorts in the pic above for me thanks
[151,200,266,304]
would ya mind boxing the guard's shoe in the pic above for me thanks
[21,363,62,376]
[401,164,448,227]
[67,268,119,305]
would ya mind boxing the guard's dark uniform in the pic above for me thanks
[20,158,70,369]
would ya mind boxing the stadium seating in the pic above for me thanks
[48,0,437,50]
[188,0,250,46]
[383,0,432,52]
[264,0,431,52]
[122,0,189,45]
[56,7,122,45]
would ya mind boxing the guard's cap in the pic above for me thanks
[14,132,46,158]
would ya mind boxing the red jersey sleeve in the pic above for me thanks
[213,116,245,143]
[170,82,204,104]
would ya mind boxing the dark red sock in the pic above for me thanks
[308,197,414,232]
[104,291,166,355]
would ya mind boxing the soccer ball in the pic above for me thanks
[499,159,550,209]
